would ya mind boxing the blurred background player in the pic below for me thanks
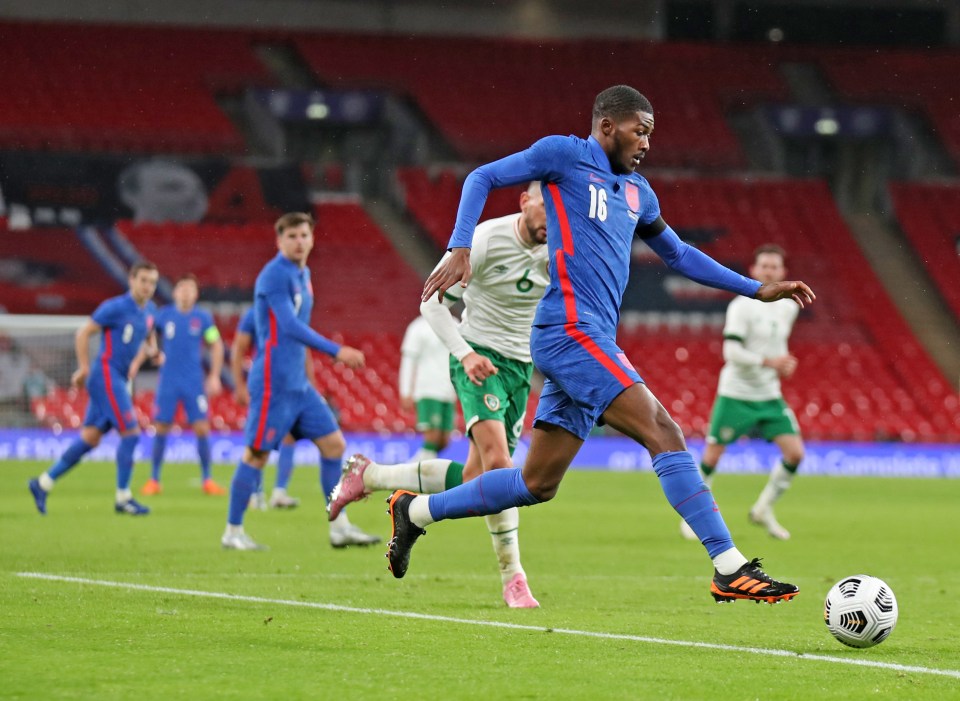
[231,306,303,509]
[399,314,457,461]
[221,212,379,550]
[682,244,803,541]
[141,274,226,497]
[329,182,548,607]
[28,261,161,516]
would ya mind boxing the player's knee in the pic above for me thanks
[783,448,804,467]
[81,427,102,447]
[479,446,512,471]
[523,473,559,502]
[318,432,346,458]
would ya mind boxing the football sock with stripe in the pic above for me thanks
[653,451,738,561]
[276,442,295,490]
[228,462,260,526]
[421,467,539,526]
[197,435,212,481]
[151,434,167,481]
[47,439,94,482]
[362,459,464,493]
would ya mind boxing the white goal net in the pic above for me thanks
[0,315,88,427]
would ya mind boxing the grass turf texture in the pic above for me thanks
[2,459,959,700]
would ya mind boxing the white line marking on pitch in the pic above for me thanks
[16,572,960,680]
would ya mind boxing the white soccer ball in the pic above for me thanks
[823,574,898,648]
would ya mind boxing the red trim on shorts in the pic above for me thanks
[565,324,634,388]
[101,329,127,431]
[253,310,277,449]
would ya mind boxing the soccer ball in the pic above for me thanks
[823,575,898,648]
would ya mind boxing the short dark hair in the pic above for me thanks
[174,273,199,286]
[275,212,315,236]
[753,243,786,264]
[129,260,158,278]
[592,86,653,125]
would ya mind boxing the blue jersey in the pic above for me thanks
[156,305,217,386]
[90,292,156,379]
[449,135,760,337]
[250,252,340,395]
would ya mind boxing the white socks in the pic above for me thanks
[116,488,132,503]
[485,508,523,585]
[713,547,748,576]
[39,473,55,491]
[753,461,795,513]
[408,496,434,528]
[364,459,451,494]
[329,511,352,530]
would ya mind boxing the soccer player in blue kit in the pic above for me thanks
[231,307,301,509]
[141,274,227,496]
[221,212,380,550]
[387,86,816,603]
[28,261,161,516]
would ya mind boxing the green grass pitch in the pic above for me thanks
[2,459,959,700]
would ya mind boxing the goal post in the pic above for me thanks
[0,314,89,428]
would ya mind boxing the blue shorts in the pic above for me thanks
[84,368,138,434]
[155,379,208,424]
[531,323,643,441]
[244,385,338,452]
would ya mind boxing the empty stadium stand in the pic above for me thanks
[296,35,788,168]
[0,224,120,314]
[0,21,271,153]
[817,49,960,166]
[889,182,960,321]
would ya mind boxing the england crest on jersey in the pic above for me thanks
[625,182,641,212]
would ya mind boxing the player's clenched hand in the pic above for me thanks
[755,280,816,308]
[336,346,365,369]
[461,352,497,386]
[763,354,799,378]
[235,384,250,406]
[71,367,88,389]
[422,248,472,303]
[205,375,223,397]
[400,396,415,412]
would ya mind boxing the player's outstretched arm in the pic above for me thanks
[264,289,341,358]
[755,281,816,308]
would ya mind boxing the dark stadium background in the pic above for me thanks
[0,0,957,471]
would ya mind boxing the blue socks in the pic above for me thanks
[116,434,139,490]
[48,439,94,481]
[320,456,341,505]
[228,462,260,526]
[653,451,734,558]
[276,443,295,490]
[427,467,539,522]
[197,435,211,480]
[151,434,167,481]
[152,434,213,482]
